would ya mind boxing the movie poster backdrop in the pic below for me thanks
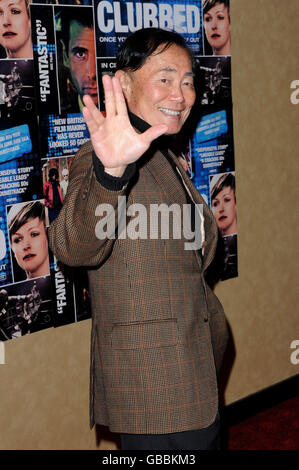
[0,0,236,341]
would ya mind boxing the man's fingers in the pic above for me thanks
[112,76,129,117]
[82,93,98,111]
[82,94,103,126]
[82,94,105,135]
[102,74,116,117]
[82,106,101,136]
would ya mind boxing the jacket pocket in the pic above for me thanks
[111,318,178,350]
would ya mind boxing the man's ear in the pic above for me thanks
[60,39,69,68]
[115,69,133,100]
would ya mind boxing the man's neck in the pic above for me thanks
[128,111,173,152]
[128,112,150,133]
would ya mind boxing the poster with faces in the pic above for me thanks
[0,115,55,340]
[30,4,94,158]
[0,116,42,285]
[0,0,236,342]
[190,0,236,280]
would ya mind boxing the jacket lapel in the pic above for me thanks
[145,147,218,272]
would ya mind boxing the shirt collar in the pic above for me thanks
[128,111,173,153]
[128,111,151,133]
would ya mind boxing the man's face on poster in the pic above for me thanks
[64,19,98,107]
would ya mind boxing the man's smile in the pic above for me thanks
[158,107,182,116]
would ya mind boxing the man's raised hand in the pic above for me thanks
[82,74,168,177]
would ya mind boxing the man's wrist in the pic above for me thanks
[92,152,136,191]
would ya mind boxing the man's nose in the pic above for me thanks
[87,55,97,80]
[170,85,184,102]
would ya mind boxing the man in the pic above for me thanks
[57,6,98,113]
[49,28,228,450]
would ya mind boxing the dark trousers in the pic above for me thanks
[120,413,220,450]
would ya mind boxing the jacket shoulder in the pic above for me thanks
[74,140,93,162]
[69,140,94,175]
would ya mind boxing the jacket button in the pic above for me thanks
[82,188,88,199]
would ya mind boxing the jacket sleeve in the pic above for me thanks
[48,141,133,267]
[205,283,229,373]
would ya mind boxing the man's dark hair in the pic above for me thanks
[116,28,195,72]
[56,6,94,51]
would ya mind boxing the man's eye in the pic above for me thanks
[183,81,194,87]
[73,50,87,60]
[12,8,21,14]
[160,78,169,84]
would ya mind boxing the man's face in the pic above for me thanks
[118,44,196,135]
[65,19,98,106]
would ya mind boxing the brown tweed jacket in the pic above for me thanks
[48,139,228,435]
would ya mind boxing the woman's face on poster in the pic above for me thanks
[211,185,237,235]
[0,0,32,57]
[203,2,231,55]
[11,216,50,278]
